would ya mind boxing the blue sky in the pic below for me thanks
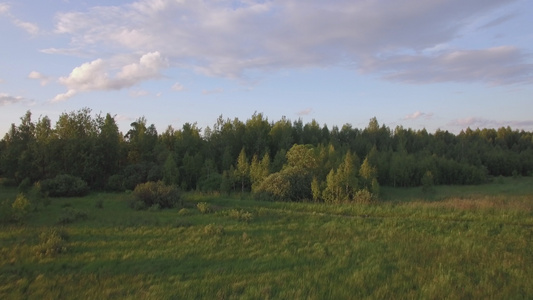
[1,0,532,136]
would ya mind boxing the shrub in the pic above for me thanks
[106,174,125,192]
[40,174,89,197]
[11,193,30,222]
[0,199,12,224]
[228,209,254,223]
[177,208,190,216]
[148,203,161,211]
[253,167,312,202]
[18,177,32,193]
[197,202,211,214]
[353,189,376,204]
[35,229,68,257]
[57,207,88,224]
[204,223,224,236]
[132,181,182,209]
[28,182,50,208]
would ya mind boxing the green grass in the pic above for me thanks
[1,177,533,299]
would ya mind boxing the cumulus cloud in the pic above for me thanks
[53,51,167,102]
[28,71,51,86]
[404,111,434,120]
[50,0,530,84]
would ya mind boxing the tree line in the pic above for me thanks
[1,108,532,201]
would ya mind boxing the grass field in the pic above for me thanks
[1,177,533,299]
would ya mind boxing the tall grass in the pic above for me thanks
[1,177,533,299]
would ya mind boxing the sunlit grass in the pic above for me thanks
[1,177,533,298]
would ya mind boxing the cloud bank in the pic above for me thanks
[449,117,533,129]
[45,0,532,100]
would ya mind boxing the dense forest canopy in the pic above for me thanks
[1,108,532,201]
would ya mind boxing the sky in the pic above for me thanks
[1,0,532,137]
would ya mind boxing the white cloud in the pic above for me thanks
[28,71,51,86]
[171,82,184,91]
[0,93,27,106]
[53,51,167,101]
[0,4,8,15]
[50,0,529,84]
[53,89,77,102]
[297,108,313,116]
[449,117,533,129]
[14,19,39,35]
[404,111,434,120]
[372,46,532,85]
[0,3,40,35]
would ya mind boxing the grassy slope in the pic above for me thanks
[1,177,533,299]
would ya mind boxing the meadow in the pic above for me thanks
[1,177,533,299]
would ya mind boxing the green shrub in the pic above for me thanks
[18,177,32,193]
[197,202,211,214]
[106,174,125,192]
[11,193,30,222]
[132,181,182,209]
[353,189,376,204]
[0,199,12,224]
[148,203,161,211]
[177,208,190,216]
[57,207,88,224]
[40,174,89,197]
[35,229,68,257]
[253,167,312,202]
[204,223,224,236]
[228,209,254,223]
[28,181,50,208]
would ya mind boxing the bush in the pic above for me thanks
[253,167,312,202]
[204,223,224,236]
[40,174,89,197]
[228,209,254,223]
[197,202,211,214]
[106,174,125,192]
[18,177,32,193]
[35,229,68,257]
[132,181,182,209]
[0,199,12,224]
[11,193,30,222]
[353,189,376,204]
[57,207,88,224]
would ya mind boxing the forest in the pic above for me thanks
[1,108,533,202]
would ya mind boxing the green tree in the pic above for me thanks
[162,153,180,186]
[359,156,378,191]
[250,153,270,191]
[235,148,250,193]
